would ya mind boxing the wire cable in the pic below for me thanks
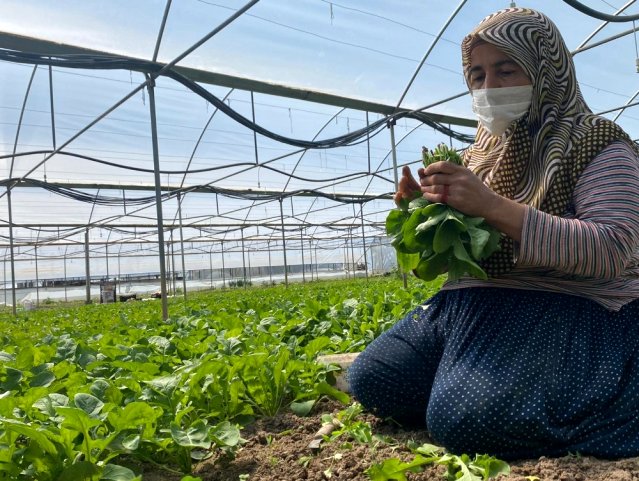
[0,177,392,208]
[0,49,475,145]
[562,0,639,22]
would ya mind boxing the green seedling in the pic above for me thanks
[320,403,374,445]
[366,443,510,481]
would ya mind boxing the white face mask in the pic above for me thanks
[471,85,533,136]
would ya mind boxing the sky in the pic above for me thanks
[1,0,638,283]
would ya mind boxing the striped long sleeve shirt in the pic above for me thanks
[442,140,639,311]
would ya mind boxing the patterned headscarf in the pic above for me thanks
[461,7,633,276]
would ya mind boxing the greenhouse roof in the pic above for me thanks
[1,0,639,313]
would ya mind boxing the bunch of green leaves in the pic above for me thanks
[386,144,501,281]
[366,443,510,481]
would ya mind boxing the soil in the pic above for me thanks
[139,398,639,481]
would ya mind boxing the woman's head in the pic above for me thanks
[467,41,533,136]
[462,7,589,132]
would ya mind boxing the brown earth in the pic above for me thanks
[140,398,639,481]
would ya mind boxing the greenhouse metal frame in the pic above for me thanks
[1,0,639,318]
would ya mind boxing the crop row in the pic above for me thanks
[0,276,442,480]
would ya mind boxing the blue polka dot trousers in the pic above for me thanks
[348,287,639,459]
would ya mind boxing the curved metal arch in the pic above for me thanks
[7,64,38,314]
[395,0,468,110]
[575,0,637,50]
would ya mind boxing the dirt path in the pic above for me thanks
[142,398,639,481]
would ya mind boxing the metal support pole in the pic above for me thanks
[370,238,375,274]
[300,230,306,283]
[84,229,91,304]
[34,245,40,306]
[3,249,6,307]
[240,228,247,287]
[315,242,319,279]
[117,248,121,300]
[64,246,68,303]
[176,193,187,299]
[344,243,349,279]
[105,243,109,280]
[209,247,214,289]
[389,122,408,289]
[171,238,177,295]
[165,241,171,295]
[268,240,273,284]
[309,239,313,281]
[359,203,369,280]
[146,75,169,320]
[279,198,289,287]
[348,226,355,275]
[247,242,252,285]
[221,241,226,288]
[7,190,17,315]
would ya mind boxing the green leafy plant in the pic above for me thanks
[0,277,438,479]
[0,393,156,481]
[320,403,375,445]
[366,456,432,481]
[366,443,510,481]
[237,348,300,417]
[386,144,501,281]
[169,419,241,472]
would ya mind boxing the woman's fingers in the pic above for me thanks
[423,160,459,176]
[401,166,420,189]
[421,173,451,187]
[419,184,450,204]
[440,184,450,204]
[393,162,496,217]
[395,166,424,206]
[420,162,462,205]
[398,166,419,194]
[420,163,497,217]
[420,161,462,187]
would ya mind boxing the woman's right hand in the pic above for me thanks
[394,165,425,206]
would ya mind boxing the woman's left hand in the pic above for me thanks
[419,161,497,218]
[419,161,526,242]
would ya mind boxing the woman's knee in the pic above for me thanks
[346,353,367,396]
[348,346,432,425]
[346,351,385,412]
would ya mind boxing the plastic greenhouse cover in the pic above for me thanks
[0,0,638,283]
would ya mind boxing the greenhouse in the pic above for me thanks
[0,0,639,480]
[2,0,639,315]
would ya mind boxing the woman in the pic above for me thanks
[349,7,639,460]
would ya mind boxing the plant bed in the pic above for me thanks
[2,277,638,481]
[135,398,639,480]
